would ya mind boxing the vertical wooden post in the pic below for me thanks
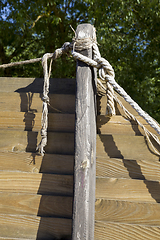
[72,24,97,240]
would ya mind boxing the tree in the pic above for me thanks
[0,0,160,122]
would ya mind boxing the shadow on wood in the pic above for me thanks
[98,125,160,203]
[13,80,74,239]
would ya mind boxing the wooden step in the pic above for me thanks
[0,77,75,94]
[95,198,160,225]
[96,134,160,161]
[96,157,160,181]
[0,192,72,218]
[0,172,73,196]
[97,115,158,135]
[0,112,75,132]
[96,177,160,203]
[94,221,160,240]
[0,152,74,174]
[0,92,75,113]
[0,130,74,154]
[0,214,71,239]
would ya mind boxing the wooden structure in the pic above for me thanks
[0,24,160,239]
[72,24,97,240]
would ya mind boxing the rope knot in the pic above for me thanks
[42,95,49,103]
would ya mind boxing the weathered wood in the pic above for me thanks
[96,177,160,203]
[0,172,73,195]
[97,115,158,135]
[0,77,75,94]
[0,214,72,239]
[0,192,72,218]
[0,92,75,113]
[0,112,75,132]
[0,152,74,174]
[96,157,160,181]
[96,134,160,161]
[72,24,97,240]
[95,199,160,225]
[0,130,74,154]
[94,221,160,240]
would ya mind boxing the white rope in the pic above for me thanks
[36,43,71,155]
[72,45,160,136]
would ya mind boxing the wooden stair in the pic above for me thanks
[95,94,160,240]
[0,77,160,239]
[0,77,75,239]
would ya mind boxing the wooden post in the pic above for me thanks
[72,24,97,240]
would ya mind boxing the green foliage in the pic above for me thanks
[0,0,160,122]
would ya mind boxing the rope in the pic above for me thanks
[0,32,159,156]
[72,45,160,135]
[0,58,42,69]
[36,43,71,156]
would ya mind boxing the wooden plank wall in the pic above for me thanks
[1,75,160,239]
[95,93,160,240]
[0,77,76,239]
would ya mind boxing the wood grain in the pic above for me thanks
[0,172,73,195]
[0,130,74,154]
[97,115,158,135]
[0,152,74,174]
[96,134,160,161]
[0,92,75,113]
[72,23,97,240]
[96,177,160,203]
[95,199,160,225]
[94,221,160,240]
[0,111,75,132]
[0,77,75,94]
[96,157,160,181]
[0,193,72,218]
[0,214,72,239]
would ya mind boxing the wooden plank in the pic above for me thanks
[94,221,160,240]
[96,177,160,203]
[0,172,73,195]
[0,214,71,239]
[0,130,74,154]
[0,152,74,174]
[0,92,75,113]
[97,115,150,125]
[0,77,75,94]
[95,199,160,225]
[97,92,139,116]
[97,115,158,135]
[114,91,140,116]
[4,152,160,182]
[72,24,97,240]
[0,193,72,218]
[96,134,160,161]
[0,112,75,132]
[96,157,160,181]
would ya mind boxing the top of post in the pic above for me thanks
[74,24,97,51]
